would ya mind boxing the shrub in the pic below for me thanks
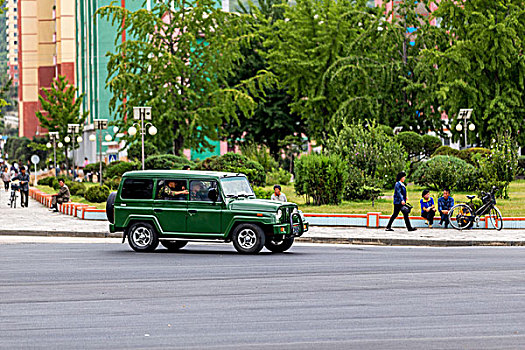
[294,153,348,205]
[69,182,87,196]
[145,154,194,170]
[412,155,479,191]
[196,153,266,186]
[105,177,121,191]
[432,146,461,158]
[128,141,159,161]
[343,166,366,200]
[396,131,423,159]
[518,156,525,176]
[84,185,110,203]
[477,137,518,198]
[84,162,107,175]
[240,143,279,172]
[253,186,273,199]
[38,176,55,187]
[106,161,140,178]
[327,123,406,189]
[460,147,491,166]
[266,168,292,186]
[421,135,442,158]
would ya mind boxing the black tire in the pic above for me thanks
[265,236,294,253]
[489,207,503,231]
[161,240,188,251]
[127,222,159,252]
[106,192,117,224]
[231,223,265,254]
[449,204,474,230]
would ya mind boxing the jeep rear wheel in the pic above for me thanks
[127,222,159,252]
[161,240,188,252]
[232,224,265,254]
[265,236,294,253]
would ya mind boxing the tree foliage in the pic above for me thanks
[424,0,525,146]
[97,0,277,155]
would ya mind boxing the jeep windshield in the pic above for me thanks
[220,176,256,198]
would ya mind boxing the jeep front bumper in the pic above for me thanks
[272,221,309,237]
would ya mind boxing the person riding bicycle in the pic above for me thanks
[438,188,454,229]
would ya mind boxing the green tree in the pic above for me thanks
[223,0,306,157]
[97,0,275,155]
[424,0,525,146]
[36,75,89,165]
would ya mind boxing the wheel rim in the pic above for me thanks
[450,205,473,230]
[131,226,152,248]
[237,229,257,249]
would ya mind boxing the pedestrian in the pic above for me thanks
[271,185,287,202]
[83,157,89,168]
[49,178,70,212]
[182,165,191,171]
[438,188,454,228]
[14,166,30,208]
[385,171,416,231]
[420,189,436,228]
[2,166,11,192]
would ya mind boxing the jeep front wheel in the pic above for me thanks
[127,222,159,252]
[161,240,188,252]
[265,236,294,253]
[232,224,265,254]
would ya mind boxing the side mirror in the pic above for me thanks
[208,188,219,202]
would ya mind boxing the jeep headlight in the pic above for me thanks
[275,209,282,222]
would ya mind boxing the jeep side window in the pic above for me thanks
[190,180,217,202]
[156,179,188,201]
[121,179,154,199]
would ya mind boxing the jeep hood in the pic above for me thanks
[227,199,295,212]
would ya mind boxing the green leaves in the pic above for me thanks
[97,0,270,154]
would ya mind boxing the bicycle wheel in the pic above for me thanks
[488,206,503,231]
[449,204,474,230]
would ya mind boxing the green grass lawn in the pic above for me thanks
[265,180,525,217]
[36,180,525,216]
[36,183,106,210]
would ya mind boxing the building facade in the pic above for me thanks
[17,0,75,138]
[5,0,19,86]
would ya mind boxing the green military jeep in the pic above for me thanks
[106,170,308,254]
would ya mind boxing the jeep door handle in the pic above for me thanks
[188,209,197,215]
[154,208,163,213]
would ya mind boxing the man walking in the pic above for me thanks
[15,167,30,208]
[50,179,70,212]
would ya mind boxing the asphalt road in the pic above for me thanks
[0,238,524,349]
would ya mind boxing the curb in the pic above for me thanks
[0,230,121,239]
[0,231,524,246]
[296,236,525,247]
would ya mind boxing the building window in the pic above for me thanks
[14,41,17,45]
[14,73,18,79]
[14,24,17,29]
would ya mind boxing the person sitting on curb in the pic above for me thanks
[50,179,70,212]
[271,185,287,202]
[420,189,436,228]
[438,188,454,228]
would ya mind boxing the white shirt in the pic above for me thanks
[271,193,287,202]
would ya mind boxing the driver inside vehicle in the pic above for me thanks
[190,181,213,201]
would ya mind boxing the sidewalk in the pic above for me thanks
[0,193,524,246]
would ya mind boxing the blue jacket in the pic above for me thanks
[393,181,406,205]
[420,197,435,215]
[438,196,454,214]
[15,173,30,191]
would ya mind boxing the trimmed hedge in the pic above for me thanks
[294,153,348,205]
[412,155,479,191]
[84,185,110,203]
[106,161,140,178]
[196,153,266,186]
[145,154,194,170]
[69,182,87,196]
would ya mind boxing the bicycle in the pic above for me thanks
[448,186,503,231]
[9,181,19,208]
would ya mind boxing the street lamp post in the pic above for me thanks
[66,124,81,179]
[93,119,108,184]
[46,131,59,176]
[456,109,475,149]
[130,107,157,170]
